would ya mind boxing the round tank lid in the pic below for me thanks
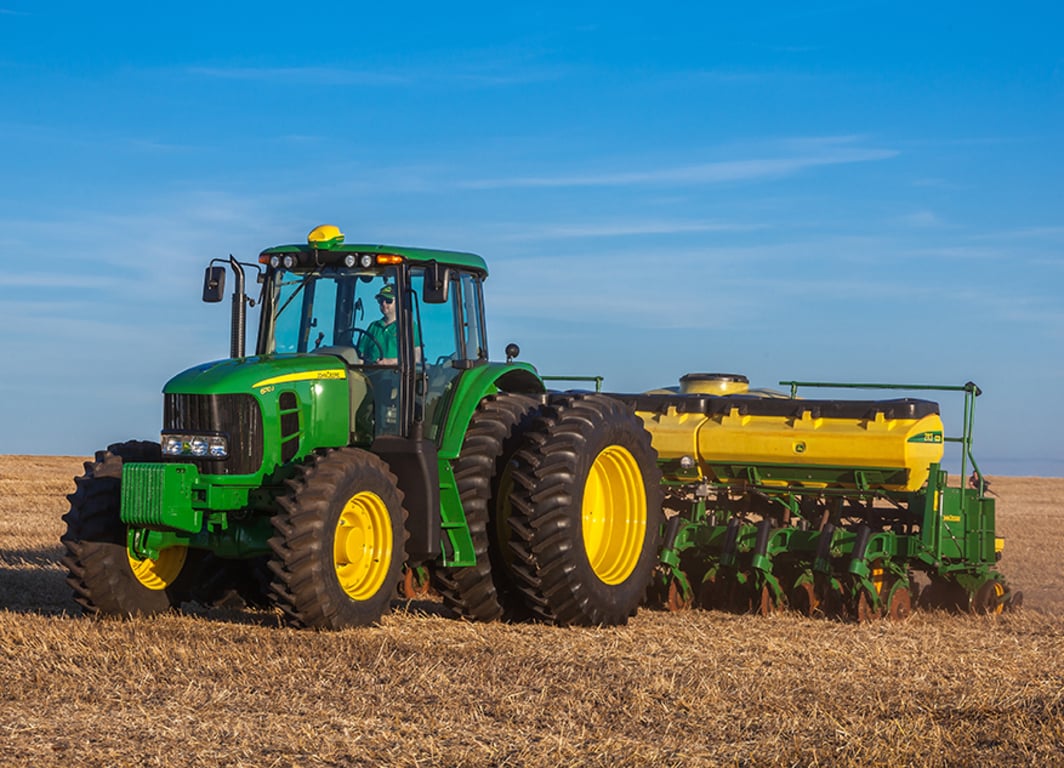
[679,372,750,395]
[680,373,749,384]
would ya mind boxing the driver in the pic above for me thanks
[357,284,420,365]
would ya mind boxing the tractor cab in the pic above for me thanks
[210,225,493,446]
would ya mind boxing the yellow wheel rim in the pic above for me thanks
[128,546,187,591]
[581,445,647,585]
[334,491,394,601]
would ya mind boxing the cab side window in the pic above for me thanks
[412,267,470,440]
[416,280,460,365]
[460,273,487,361]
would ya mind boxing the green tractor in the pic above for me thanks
[61,225,663,628]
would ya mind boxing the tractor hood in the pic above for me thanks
[164,354,347,397]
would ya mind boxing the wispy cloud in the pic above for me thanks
[462,139,898,190]
[897,210,944,228]
[970,226,1064,241]
[912,177,965,190]
[0,274,118,289]
[187,66,411,86]
[186,61,561,88]
[501,219,762,240]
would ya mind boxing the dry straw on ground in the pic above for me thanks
[1,456,1062,767]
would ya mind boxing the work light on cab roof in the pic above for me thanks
[259,224,406,269]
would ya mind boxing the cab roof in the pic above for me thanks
[260,226,488,273]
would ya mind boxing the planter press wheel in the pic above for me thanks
[697,574,722,611]
[666,576,693,611]
[855,587,881,624]
[886,582,912,621]
[790,581,819,618]
[401,565,432,599]
[758,583,782,616]
[971,579,1007,616]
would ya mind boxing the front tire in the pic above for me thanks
[60,441,193,617]
[507,394,664,626]
[267,448,408,629]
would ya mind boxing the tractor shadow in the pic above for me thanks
[0,545,78,616]
[175,593,455,628]
[0,544,457,627]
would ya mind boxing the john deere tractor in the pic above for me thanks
[61,225,663,628]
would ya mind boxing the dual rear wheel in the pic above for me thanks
[435,392,664,627]
[505,394,664,626]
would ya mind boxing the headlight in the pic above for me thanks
[161,433,228,460]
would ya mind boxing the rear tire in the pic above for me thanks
[507,394,664,626]
[267,448,408,629]
[60,441,193,617]
[433,393,541,621]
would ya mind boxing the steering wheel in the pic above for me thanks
[339,327,385,362]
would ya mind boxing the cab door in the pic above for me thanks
[410,267,487,439]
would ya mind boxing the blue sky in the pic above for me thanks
[1,2,1061,476]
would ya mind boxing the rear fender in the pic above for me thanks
[435,362,545,460]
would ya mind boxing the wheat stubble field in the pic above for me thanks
[0,456,1061,767]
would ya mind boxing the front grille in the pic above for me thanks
[164,393,264,475]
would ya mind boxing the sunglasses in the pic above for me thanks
[378,297,394,305]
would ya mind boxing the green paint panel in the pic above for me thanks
[437,460,475,567]
[165,353,351,484]
[121,463,202,533]
[260,242,489,273]
[937,489,968,560]
[436,362,544,459]
[165,353,347,396]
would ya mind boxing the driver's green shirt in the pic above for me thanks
[358,319,420,363]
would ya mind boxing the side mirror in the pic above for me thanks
[203,266,226,303]
[422,261,450,304]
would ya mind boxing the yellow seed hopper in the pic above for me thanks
[621,373,945,492]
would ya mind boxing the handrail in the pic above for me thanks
[541,375,604,393]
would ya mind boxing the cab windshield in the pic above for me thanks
[268,266,401,363]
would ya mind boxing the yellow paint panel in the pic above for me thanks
[636,404,945,492]
[253,369,347,388]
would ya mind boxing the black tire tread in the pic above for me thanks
[267,447,409,629]
[507,394,664,626]
[433,393,542,621]
[60,440,183,617]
